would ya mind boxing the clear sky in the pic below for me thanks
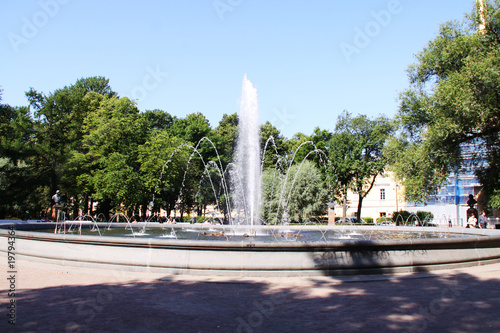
[1,0,476,138]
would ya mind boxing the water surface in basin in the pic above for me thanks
[44,226,480,243]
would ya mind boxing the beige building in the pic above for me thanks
[334,172,406,221]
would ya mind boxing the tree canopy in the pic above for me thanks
[330,111,394,220]
[0,74,404,222]
[389,0,500,207]
[262,160,328,223]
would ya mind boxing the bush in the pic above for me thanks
[392,211,412,225]
[416,211,434,222]
[392,210,434,225]
[376,216,392,224]
[362,217,373,224]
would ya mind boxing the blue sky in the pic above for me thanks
[1,0,476,138]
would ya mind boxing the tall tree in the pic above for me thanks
[0,101,37,218]
[168,113,215,217]
[0,104,33,164]
[26,77,117,215]
[170,112,212,147]
[141,109,176,133]
[78,96,146,215]
[260,121,287,169]
[330,111,393,221]
[213,113,238,167]
[288,127,333,180]
[389,1,500,206]
[138,130,189,218]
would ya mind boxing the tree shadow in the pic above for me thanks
[2,268,500,332]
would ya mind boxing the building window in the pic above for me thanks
[380,188,386,200]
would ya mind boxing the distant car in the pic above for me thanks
[378,221,395,226]
[418,220,437,227]
[339,217,366,224]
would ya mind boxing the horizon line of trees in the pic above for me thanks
[0,76,393,222]
[2,1,500,221]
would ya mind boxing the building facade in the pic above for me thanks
[333,172,406,222]
[334,141,496,225]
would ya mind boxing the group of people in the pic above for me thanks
[466,210,488,228]
[465,194,489,228]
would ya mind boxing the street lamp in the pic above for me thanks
[395,184,399,213]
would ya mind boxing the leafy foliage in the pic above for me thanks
[260,121,287,169]
[262,160,328,223]
[391,1,500,207]
[138,130,189,216]
[213,113,238,166]
[329,111,394,220]
[0,74,398,221]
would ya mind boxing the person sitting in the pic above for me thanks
[466,215,478,228]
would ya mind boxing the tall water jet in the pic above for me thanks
[231,74,262,229]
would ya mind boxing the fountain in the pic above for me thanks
[2,75,500,276]
[230,74,262,231]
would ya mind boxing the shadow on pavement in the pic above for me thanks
[2,270,500,332]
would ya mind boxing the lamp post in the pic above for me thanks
[327,200,335,225]
[395,184,399,213]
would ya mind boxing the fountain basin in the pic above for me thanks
[2,222,500,277]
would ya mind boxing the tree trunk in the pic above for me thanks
[357,194,363,223]
[342,187,348,221]
[72,197,79,219]
[140,202,147,220]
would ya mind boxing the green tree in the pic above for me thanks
[0,104,33,165]
[170,112,212,146]
[0,101,37,218]
[195,164,225,217]
[213,113,238,167]
[330,111,393,221]
[26,77,117,215]
[141,109,176,133]
[138,130,189,217]
[260,121,288,169]
[78,96,146,216]
[168,113,215,218]
[287,128,333,183]
[262,160,328,223]
[390,1,500,206]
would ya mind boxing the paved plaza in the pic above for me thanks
[2,257,500,332]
